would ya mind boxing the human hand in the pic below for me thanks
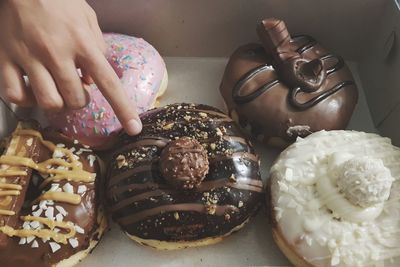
[0,0,142,135]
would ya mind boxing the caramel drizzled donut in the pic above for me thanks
[0,121,107,267]
[220,18,358,147]
[106,103,263,249]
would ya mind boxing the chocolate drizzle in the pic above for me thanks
[220,18,358,143]
[290,81,355,110]
[232,36,353,108]
[232,65,278,105]
[106,103,263,242]
[294,35,318,54]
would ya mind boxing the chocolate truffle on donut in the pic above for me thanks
[106,103,263,249]
[269,130,400,266]
[220,18,358,147]
[0,121,107,267]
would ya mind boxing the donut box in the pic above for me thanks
[0,0,399,266]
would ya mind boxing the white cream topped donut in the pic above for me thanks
[269,130,400,267]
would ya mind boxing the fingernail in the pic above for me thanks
[126,118,142,135]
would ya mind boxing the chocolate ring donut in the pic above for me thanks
[106,103,263,249]
[220,18,358,147]
[0,121,107,267]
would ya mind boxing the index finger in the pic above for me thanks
[79,49,142,136]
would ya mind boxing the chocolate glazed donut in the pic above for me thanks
[106,103,263,249]
[0,121,107,267]
[220,18,358,147]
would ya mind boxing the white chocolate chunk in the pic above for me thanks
[305,235,313,246]
[284,168,293,181]
[49,184,60,192]
[87,154,96,167]
[77,185,87,194]
[56,166,67,171]
[55,213,64,222]
[26,236,35,244]
[316,236,327,246]
[26,138,33,146]
[79,148,92,153]
[69,238,79,248]
[331,256,340,266]
[53,149,64,159]
[62,183,74,194]
[30,221,41,229]
[19,238,26,245]
[277,181,289,192]
[274,207,283,221]
[22,221,30,229]
[331,248,340,266]
[74,225,85,234]
[45,207,54,220]
[55,206,67,216]
[31,240,39,248]
[39,200,48,210]
[49,242,61,253]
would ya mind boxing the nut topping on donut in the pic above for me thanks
[336,157,393,208]
[107,103,263,248]
[160,137,209,189]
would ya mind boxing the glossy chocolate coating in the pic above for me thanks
[220,19,358,144]
[106,103,263,242]
[0,122,103,267]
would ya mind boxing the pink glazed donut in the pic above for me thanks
[47,33,168,149]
